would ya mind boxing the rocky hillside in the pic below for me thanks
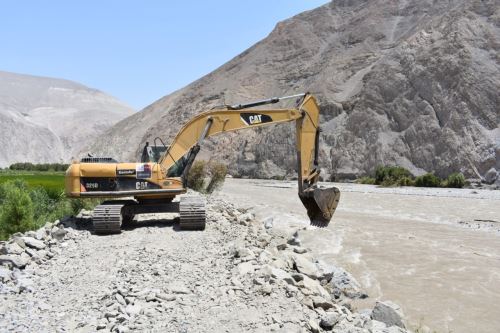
[0,70,134,167]
[86,0,499,182]
[0,195,412,332]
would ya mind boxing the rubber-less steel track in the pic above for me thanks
[179,196,206,230]
[93,202,124,234]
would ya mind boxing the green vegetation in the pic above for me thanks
[415,173,441,187]
[0,171,65,195]
[444,172,466,188]
[206,162,228,194]
[356,165,466,189]
[375,166,413,186]
[0,171,98,240]
[188,160,228,194]
[0,181,35,239]
[9,162,69,172]
[355,176,376,185]
[187,161,206,192]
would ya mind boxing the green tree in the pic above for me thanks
[0,182,35,240]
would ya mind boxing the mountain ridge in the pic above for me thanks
[85,0,499,182]
[0,70,135,167]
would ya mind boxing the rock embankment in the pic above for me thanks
[1,196,410,332]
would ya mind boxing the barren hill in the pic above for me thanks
[0,70,134,167]
[86,0,499,182]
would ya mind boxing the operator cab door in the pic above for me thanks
[140,142,168,163]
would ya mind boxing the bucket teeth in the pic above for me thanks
[299,186,340,228]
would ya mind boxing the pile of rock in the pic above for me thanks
[212,198,410,333]
[0,218,79,294]
[0,197,411,332]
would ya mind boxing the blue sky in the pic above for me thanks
[0,1,328,110]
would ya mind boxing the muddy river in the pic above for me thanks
[219,178,500,333]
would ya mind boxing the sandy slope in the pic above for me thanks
[0,70,134,167]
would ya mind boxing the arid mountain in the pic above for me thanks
[0,70,134,167]
[86,0,499,182]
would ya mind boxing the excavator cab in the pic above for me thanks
[140,141,187,177]
[140,140,168,163]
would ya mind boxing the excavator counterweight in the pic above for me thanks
[65,93,340,233]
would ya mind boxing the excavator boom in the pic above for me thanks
[158,93,340,227]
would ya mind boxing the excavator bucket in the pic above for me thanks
[299,186,340,227]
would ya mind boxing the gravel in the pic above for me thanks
[0,195,411,332]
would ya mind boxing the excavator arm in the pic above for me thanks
[159,93,340,227]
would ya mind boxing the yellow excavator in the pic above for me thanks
[65,93,340,233]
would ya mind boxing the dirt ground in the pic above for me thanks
[219,178,500,333]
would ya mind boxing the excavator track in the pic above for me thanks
[179,196,206,230]
[92,202,125,234]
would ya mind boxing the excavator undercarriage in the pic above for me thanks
[65,93,340,234]
[92,197,205,234]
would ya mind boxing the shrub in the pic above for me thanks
[0,180,99,240]
[396,176,415,187]
[356,176,376,185]
[415,173,441,187]
[187,160,206,192]
[206,162,228,194]
[445,172,465,188]
[359,166,464,189]
[375,166,413,186]
[0,182,35,240]
[29,187,54,218]
[187,160,227,193]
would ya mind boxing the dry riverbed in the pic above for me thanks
[1,194,409,332]
[218,179,500,333]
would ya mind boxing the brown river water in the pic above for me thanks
[219,178,500,333]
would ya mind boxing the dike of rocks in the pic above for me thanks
[0,219,75,293]
[0,197,411,333]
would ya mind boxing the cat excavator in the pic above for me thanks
[65,93,340,234]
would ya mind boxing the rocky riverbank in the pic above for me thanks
[1,196,411,332]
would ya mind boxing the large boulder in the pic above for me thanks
[21,237,46,250]
[319,313,339,331]
[0,254,29,269]
[484,168,498,184]
[371,300,406,329]
[0,242,25,255]
[329,264,367,299]
[298,275,330,299]
[292,255,319,280]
